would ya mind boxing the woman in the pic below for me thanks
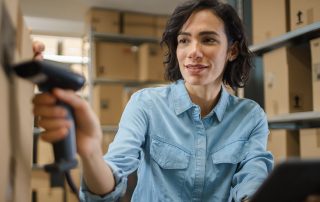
[33,0,273,201]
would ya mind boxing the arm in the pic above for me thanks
[33,89,116,195]
[229,106,274,201]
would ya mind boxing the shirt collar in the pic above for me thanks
[212,85,230,122]
[172,80,193,115]
[171,80,230,121]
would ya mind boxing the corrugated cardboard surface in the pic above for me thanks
[85,8,119,34]
[123,12,157,37]
[0,65,11,202]
[138,43,165,81]
[263,45,312,117]
[252,0,289,44]
[268,129,300,162]
[310,37,320,111]
[290,0,320,30]
[93,84,125,125]
[95,42,139,80]
[299,128,320,158]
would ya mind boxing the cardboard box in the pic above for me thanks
[102,132,117,153]
[95,42,139,80]
[36,187,64,202]
[252,0,290,44]
[263,45,312,117]
[138,43,165,81]
[310,38,320,111]
[123,12,157,37]
[155,16,168,39]
[93,84,125,125]
[0,66,11,202]
[299,128,320,158]
[290,0,320,30]
[86,8,120,34]
[268,129,300,162]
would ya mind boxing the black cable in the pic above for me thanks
[65,171,80,201]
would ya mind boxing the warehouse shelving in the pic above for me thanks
[87,30,166,136]
[249,22,320,56]
[249,22,320,130]
[268,111,320,130]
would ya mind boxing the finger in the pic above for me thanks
[38,118,71,130]
[33,105,67,118]
[32,93,57,105]
[33,41,45,53]
[40,127,69,143]
[52,88,88,112]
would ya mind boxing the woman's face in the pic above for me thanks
[176,9,232,88]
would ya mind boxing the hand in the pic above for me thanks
[304,195,320,202]
[33,88,103,158]
[32,41,45,60]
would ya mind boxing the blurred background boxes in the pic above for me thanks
[138,43,165,81]
[252,0,289,44]
[267,130,300,162]
[263,45,312,117]
[93,84,125,125]
[86,8,120,34]
[299,129,320,158]
[290,0,320,31]
[310,37,320,111]
[95,42,139,80]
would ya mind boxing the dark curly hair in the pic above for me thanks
[160,0,253,90]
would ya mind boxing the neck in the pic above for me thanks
[185,83,222,117]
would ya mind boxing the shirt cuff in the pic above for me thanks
[79,160,128,202]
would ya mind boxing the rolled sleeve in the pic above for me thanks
[79,161,128,202]
[229,106,274,202]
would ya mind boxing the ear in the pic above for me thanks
[227,41,239,62]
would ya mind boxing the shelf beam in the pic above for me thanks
[93,32,159,45]
[249,22,320,56]
[268,111,320,130]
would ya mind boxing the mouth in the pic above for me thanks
[185,64,208,74]
[185,64,208,69]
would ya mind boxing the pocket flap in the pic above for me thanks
[150,139,190,169]
[211,141,248,164]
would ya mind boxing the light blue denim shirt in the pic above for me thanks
[80,79,273,202]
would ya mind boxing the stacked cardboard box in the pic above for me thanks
[290,0,320,31]
[0,0,34,201]
[252,0,290,44]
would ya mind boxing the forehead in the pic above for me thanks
[180,9,225,34]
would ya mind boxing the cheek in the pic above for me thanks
[176,49,185,65]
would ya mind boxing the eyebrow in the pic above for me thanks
[178,31,220,37]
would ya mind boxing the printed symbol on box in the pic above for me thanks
[296,10,303,25]
[101,100,109,109]
[267,73,275,88]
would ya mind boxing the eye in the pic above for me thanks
[202,37,218,44]
[177,37,189,44]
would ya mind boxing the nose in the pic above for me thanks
[188,42,203,60]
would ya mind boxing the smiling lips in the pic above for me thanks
[185,64,208,74]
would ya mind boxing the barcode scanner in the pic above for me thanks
[13,60,85,173]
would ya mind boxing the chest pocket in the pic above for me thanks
[211,140,248,164]
[150,139,190,169]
